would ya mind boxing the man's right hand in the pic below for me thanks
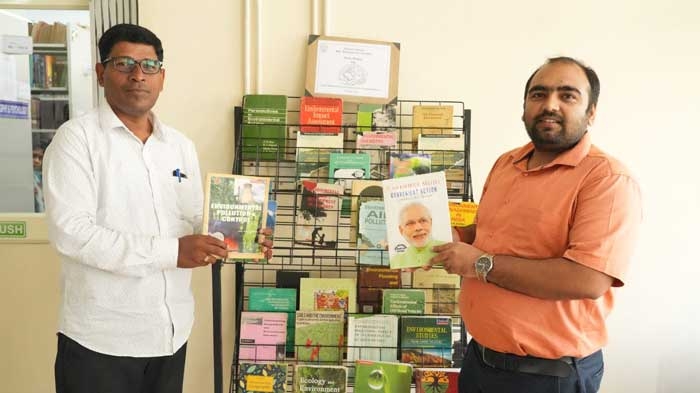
[177,235,228,268]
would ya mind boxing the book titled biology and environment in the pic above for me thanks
[202,174,270,260]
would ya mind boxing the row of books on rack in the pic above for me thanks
[240,94,464,162]
[30,53,68,89]
[238,362,460,393]
[202,172,477,269]
[30,21,68,44]
[30,96,69,130]
[243,271,461,363]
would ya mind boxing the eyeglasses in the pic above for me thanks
[102,56,163,74]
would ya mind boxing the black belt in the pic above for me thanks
[474,341,574,378]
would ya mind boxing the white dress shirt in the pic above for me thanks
[43,104,203,357]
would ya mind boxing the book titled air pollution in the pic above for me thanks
[294,365,347,393]
[202,174,270,260]
[382,171,451,269]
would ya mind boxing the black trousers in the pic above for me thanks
[459,339,604,393]
[55,333,187,393]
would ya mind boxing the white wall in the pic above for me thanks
[1,1,697,392]
[149,1,697,391]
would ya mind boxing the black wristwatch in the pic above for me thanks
[475,254,494,283]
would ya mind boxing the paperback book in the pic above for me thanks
[237,363,288,393]
[349,180,383,244]
[449,201,478,227]
[412,268,461,315]
[247,287,297,356]
[294,365,348,393]
[202,174,270,260]
[296,132,344,180]
[295,310,345,363]
[358,266,400,313]
[347,314,399,362]
[357,200,389,266]
[241,95,287,160]
[355,131,396,180]
[329,152,372,217]
[299,277,357,313]
[412,105,454,140]
[400,316,453,367]
[388,152,431,178]
[414,368,461,393]
[238,311,287,362]
[275,270,311,355]
[382,172,451,269]
[353,360,413,393]
[295,181,343,248]
[381,289,425,315]
[300,96,343,134]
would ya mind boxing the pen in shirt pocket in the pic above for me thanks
[172,168,188,183]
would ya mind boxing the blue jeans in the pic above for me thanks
[459,339,604,393]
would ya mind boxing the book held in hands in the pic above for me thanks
[202,174,270,260]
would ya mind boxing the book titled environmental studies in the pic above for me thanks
[382,172,451,269]
[202,174,270,260]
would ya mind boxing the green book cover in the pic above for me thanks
[382,289,425,315]
[328,152,371,217]
[248,287,297,355]
[294,365,347,393]
[400,316,453,367]
[237,362,288,393]
[241,94,287,160]
[357,104,382,132]
[294,310,345,363]
[353,360,413,393]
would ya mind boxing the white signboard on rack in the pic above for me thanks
[1,35,32,55]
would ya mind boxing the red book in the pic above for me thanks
[300,96,343,134]
[414,368,461,393]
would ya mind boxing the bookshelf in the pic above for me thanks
[212,97,473,393]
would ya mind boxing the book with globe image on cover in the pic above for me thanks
[202,173,270,260]
[353,360,413,393]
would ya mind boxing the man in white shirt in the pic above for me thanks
[43,24,261,393]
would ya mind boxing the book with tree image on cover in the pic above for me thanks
[295,180,343,248]
[382,171,451,270]
[353,360,413,393]
[241,95,287,160]
[294,365,348,393]
[202,174,270,260]
[299,277,357,313]
[294,310,345,363]
[414,368,461,393]
[237,363,288,393]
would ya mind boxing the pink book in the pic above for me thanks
[239,311,288,361]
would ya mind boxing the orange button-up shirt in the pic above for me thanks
[460,132,642,358]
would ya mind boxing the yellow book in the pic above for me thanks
[448,201,478,227]
[412,105,454,140]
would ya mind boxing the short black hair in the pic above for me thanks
[98,23,163,62]
[523,56,600,112]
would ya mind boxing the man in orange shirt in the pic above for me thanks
[431,57,642,393]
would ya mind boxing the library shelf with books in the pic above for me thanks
[212,97,472,393]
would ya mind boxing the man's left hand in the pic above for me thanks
[430,242,484,277]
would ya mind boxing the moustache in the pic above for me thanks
[536,111,563,123]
